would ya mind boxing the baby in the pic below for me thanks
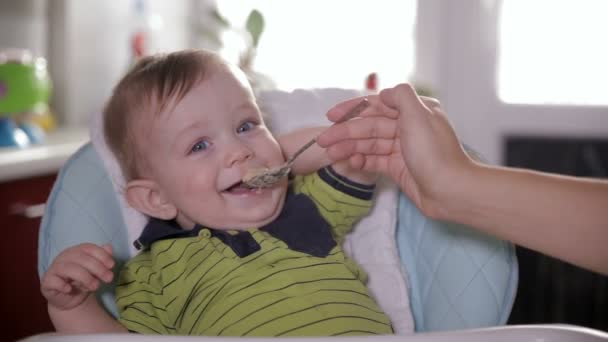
[40,49,393,336]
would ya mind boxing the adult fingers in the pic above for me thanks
[336,154,393,177]
[325,138,397,161]
[325,96,372,122]
[325,94,398,122]
[420,96,441,110]
[380,84,432,117]
[317,116,398,147]
[350,154,391,175]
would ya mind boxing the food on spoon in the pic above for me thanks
[242,166,285,188]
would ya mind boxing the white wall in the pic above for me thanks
[47,0,192,127]
[0,0,47,57]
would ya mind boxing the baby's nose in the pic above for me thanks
[225,143,253,167]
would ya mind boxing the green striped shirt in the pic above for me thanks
[115,169,393,336]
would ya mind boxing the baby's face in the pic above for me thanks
[138,65,287,230]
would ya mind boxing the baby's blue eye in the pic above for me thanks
[237,121,256,133]
[191,140,210,153]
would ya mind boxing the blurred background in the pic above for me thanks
[0,0,607,340]
[1,0,606,162]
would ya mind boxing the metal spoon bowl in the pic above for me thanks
[242,98,370,189]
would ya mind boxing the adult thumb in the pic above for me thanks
[380,84,429,118]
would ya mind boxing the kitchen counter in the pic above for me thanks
[0,127,89,183]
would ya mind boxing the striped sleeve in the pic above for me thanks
[293,166,375,241]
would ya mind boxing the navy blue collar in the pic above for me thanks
[134,189,336,258]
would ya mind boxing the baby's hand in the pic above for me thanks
[41,243,115,311]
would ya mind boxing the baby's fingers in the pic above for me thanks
[41,273,72,294]
[80,243,115,270]
[101,243,113,256]
[76,252,115,283]
[55,262,102,292]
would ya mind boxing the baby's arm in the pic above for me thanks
[278,127,376,184]
[277,127,330,175]
[48,295,127,333]
[41,243,127,333]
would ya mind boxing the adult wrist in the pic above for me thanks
[425,159,485,222]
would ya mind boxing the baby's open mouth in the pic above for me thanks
[223,181,257,194]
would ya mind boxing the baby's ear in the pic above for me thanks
[126,179,177,220]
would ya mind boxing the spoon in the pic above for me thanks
[242,98,370,189]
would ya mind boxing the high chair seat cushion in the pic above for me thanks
[397,193,517,331]
[38,88,517,332]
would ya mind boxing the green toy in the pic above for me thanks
[0,49,52,147]
[0,57,51,116]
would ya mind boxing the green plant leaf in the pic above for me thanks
[245,9,265,48]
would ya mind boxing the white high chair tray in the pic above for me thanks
[20,325,608,342]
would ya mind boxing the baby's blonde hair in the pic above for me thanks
[103,49,224,180]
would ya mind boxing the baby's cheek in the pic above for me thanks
[272,141,287,162]
[253,136,284,163]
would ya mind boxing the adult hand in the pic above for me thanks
[318,84,473,217]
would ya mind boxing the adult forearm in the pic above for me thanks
[48,295,127,333]
[438,163,608,275]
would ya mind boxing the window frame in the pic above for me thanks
[414,0,608,165]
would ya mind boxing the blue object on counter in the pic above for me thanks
[19,121,45,144]
[0,117,30,148]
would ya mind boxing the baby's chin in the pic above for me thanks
[233,212,282,230]
[230,185,287,229]
[209,208,282,231]
[197,183,287,230]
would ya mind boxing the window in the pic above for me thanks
[217,1,416,91]
[498,1,608,105]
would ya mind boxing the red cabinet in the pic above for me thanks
[0,173,57,341]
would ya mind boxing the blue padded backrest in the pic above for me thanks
[397,194,518,330]
[38,143,130,317]
[38,142,518,331]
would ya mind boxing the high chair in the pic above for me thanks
[38,88,519,337]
